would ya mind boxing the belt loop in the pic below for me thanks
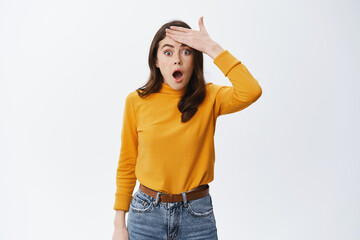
[155,191,161,206]
[181,192,188,207]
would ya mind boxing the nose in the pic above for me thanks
[174,52,182,65]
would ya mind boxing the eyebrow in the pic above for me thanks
[161,43,189,49]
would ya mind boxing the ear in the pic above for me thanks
[155,59,159,68]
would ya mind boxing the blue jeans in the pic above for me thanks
[127,187,218,240]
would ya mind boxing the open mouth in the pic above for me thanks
[172,70,184,82]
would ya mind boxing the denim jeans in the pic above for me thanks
[127,187,218,240]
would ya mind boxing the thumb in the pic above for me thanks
[198,16,207,32]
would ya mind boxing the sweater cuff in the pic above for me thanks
[213,50,242,76]
[114,193,133,212]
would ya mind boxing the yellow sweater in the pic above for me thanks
[114,50,262,212]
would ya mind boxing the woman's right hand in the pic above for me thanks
[112,226,129,240]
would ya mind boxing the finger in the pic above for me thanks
[198,16,206,32]
[169,26,192,33]
[166,32,188,45]
[166,28,190,38]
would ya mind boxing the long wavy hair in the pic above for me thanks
[136,20,207,123]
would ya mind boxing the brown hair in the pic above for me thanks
[136,19,207,123]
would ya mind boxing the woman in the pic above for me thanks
[112,17,262,240]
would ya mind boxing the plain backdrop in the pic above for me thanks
[1,0,359,239]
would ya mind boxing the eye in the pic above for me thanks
[164,50,171,56]
[183,49,191,55]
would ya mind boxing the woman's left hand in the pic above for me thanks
[165,16,224,60]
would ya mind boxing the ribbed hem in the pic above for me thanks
[213,50,242,76]
[113,194,133,212]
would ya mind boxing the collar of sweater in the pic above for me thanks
[159,82,186,96]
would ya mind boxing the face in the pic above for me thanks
[155,36,194,91]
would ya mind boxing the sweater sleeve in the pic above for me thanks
[212,50,262,118]
[113,93,138,212]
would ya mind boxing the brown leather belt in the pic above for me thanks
[139,183,209,203]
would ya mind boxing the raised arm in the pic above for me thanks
[165,16,262,117]
[211,48,262,117]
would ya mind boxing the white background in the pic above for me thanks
[1,0,359,239]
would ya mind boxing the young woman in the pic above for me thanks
[112,17,262,240]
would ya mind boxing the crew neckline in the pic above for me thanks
[159,82,186,96]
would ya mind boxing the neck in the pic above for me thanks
[159,81,186,96]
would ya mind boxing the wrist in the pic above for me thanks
[114,210,126,228]
[206,41,224,60]
[114,221,127,229]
